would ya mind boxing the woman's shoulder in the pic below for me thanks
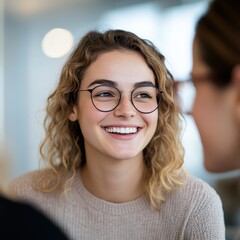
[170,174,222,208]
[162,174,224,232]
[183,174,219,196]
[9,169,53,198]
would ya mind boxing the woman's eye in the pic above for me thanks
[95,91,115,98]
[99,92,111,97]
[135,92,151,99]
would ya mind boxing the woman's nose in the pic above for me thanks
[113,95,136,118]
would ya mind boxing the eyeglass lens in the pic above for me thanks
[174,80,195,115]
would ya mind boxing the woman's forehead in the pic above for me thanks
[81,50,155,88]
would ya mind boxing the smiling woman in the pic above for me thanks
[9,29,225,240]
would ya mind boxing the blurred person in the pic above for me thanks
[191,0,240,172]
[10,29,224,239]
[190,0,240,239]
[0,145,69,239]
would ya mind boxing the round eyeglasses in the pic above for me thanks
[79,85,163,114]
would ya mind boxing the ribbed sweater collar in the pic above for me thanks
[68,171,150,216]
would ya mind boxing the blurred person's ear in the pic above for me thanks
[232,65,240,123]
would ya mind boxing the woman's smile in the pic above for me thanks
[105,126,138,134]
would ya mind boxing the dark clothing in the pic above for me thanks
[0,195,69,239]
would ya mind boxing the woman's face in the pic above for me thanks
[69,50,158,162]
[191,39,240,172]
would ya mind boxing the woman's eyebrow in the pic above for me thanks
[87,79,117,88]
[133,81,156,88]
[87,80,155,88]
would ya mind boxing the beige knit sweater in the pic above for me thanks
[10,170,225,240]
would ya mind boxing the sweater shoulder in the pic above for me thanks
[169,174,222,209]
[9,169,52,198]
[183,175,219,197]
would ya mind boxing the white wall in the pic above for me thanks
[0,0,4,144]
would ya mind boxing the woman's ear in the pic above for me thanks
[232,65,240,123]
[68,106,78,122]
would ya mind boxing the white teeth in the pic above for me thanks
[105,127,137,134]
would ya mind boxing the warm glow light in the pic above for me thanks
[42,28,74,58]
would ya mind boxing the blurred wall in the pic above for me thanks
[0,0,4,144]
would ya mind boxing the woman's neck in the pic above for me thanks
[81,155,146,203]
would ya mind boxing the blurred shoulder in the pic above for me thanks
[9,169,53,197]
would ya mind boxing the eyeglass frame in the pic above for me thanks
[79,85,164,114]
[173,72,219,115]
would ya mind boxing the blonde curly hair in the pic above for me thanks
[39,29,186,209]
